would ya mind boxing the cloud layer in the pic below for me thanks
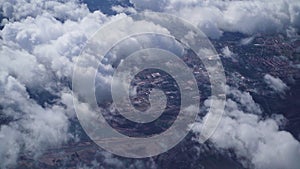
[192,87,300,169]
[0,0,109,167]
[0,0,299,169]
[129,0,300,38]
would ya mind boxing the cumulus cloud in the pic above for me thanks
[0,0,299,169]
[0,72,69,168]
[192,86,300,169]
[0,0,110,167]
[221,46,235,58]
[0,0,89,22]
[128,0,300,38]
[0,0,179,167]
[112,5,137,14]
[264,74,289,94]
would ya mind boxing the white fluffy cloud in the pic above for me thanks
[192,87,300,169]
[264,74,289,94]
[129,0,300,38]
[0,0,110,168]
[0,0,299,169]
[0,0,89,21]
[0,71,69,168]
[0,0,176,167]
[221,46,235,58]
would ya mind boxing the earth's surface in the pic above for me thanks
[1,0,300,169]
